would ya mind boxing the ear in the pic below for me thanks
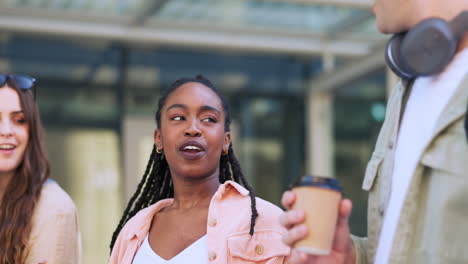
[154,129,163,150]
[223,131,231,154]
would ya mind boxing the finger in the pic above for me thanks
[332,199,353,253]
[279,210,305,228]
[288,249,316,264]
[281,191,296,210]
[282,224,308,247]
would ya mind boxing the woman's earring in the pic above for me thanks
[156,147,163,154]
[222,149,228,156]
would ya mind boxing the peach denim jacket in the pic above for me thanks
[109,181,290,264]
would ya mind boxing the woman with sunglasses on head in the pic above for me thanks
[109,75,290,264]
[0,74,81,264]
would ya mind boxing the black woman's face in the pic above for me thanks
[155,82,231,179]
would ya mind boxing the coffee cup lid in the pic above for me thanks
[292,175,342,193]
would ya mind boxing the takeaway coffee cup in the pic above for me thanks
[291,175,342,255]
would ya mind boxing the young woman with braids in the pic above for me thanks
[0,74,81,263]
[109,75,290,263]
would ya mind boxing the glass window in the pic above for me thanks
[334,69,386,236]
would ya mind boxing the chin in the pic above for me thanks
[376,16,409,34]
[180,168,212,179]
[0,164,18,174]
[377,23,406,34]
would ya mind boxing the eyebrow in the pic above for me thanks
[200,105,221,114]
[0,111,23,118]
[166,104,187,112]
[1,111,24,115]
[166,104,221,114]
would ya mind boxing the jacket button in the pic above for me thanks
[255,244,264,255]
[208,251,217,261]
[379,207,385,216]
[208,217,217,227]
[388,140,394,149]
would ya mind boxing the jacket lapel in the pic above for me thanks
[429,73,468,143]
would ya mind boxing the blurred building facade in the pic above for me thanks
[0,0,395,262]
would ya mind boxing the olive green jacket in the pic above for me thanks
[352,73,468,264]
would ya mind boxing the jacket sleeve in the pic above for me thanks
[351,235,368,264]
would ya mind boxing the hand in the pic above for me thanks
[279,191,355,264]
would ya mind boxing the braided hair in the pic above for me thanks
[110,75,258,251]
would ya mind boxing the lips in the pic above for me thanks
[179,141,205,152]
[178,141,206,160]
[0,143,15,150]
[0,143,16,154]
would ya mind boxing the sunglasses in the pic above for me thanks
[0,74,36,98]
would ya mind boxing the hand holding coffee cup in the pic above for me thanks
[280,187,355,264]
[290,175,342,255]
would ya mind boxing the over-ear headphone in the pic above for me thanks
[385,11,468,80]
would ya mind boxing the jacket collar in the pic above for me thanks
[216,180,250,199]
[126,181,250,241]
[127,198,174,241]
[431,72,468,139]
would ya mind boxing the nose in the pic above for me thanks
[184,119,202,137]
[0,121,13,137]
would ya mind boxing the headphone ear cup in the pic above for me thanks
[385,33,414,79]
[465,102,468,142]
[400,18,457,76]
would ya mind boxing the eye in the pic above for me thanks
[13,117,26,124]
[171,116,185,121]
[202,117,217,123]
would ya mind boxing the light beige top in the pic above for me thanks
[26,180,81,264]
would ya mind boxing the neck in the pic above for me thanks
[170,172,220,210]
[0,172,13,203]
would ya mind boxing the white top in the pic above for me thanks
[132,234,208,264]
[375,48,468,264]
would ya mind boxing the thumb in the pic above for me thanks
[333,199,353,253]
